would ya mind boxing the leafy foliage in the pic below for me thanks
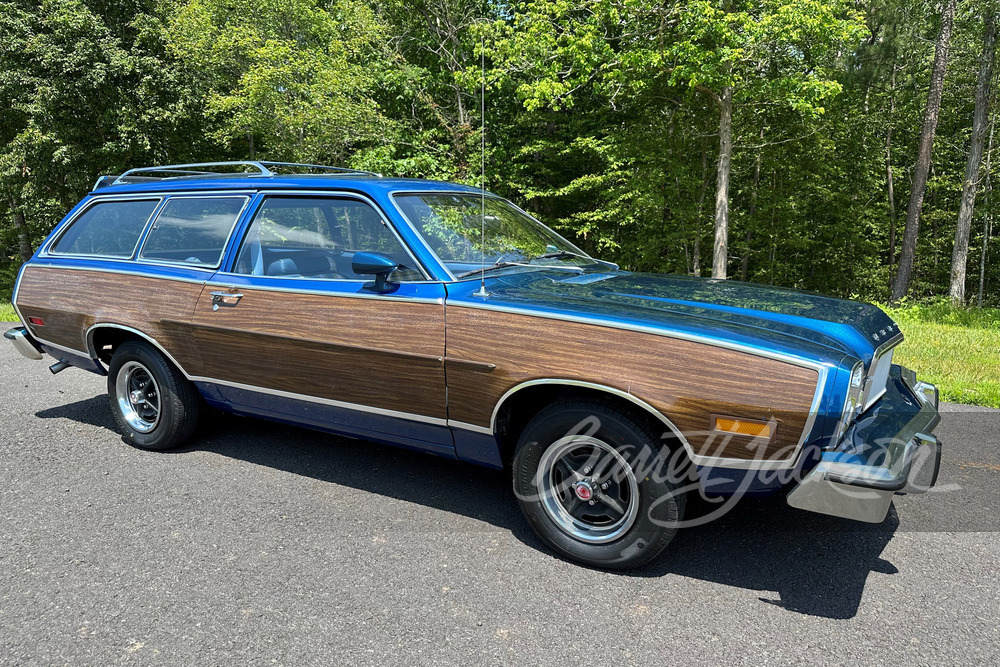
[0,0,998,308]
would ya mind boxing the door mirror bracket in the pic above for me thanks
[352,252,399,293]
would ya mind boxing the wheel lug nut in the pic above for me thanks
[583,467,592,474]
[588,499,596,505]
[601,482,609,490]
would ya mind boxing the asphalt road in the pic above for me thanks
[1,329,998,665]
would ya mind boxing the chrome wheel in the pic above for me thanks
[115,360,161,433]
[537,435,640,544]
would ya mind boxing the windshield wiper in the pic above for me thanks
[454,262,525,279]
[455,259,591,279]
[454,249,616,279]
[529,250,619,270]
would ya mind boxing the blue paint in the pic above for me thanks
[197,379,505,468]
[452,429,504,469]
[828,365,923,463]
[22,171,916,490]
[195,381,457,459]
[446,271,888,365]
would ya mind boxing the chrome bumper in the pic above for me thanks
[4,326,44,361]
[787,367,942,523]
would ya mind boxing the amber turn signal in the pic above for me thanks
[713,416,772,438]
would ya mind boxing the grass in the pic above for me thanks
[878,300,1000,409]
[0,300,16,323]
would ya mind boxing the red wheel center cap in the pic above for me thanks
[574,481,593,501]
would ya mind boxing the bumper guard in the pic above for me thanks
[4,326,44,361]
[786,367,942,523]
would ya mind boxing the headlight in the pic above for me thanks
[837,361,865,439]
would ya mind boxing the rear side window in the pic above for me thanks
[139,197,247,267]
[50,199,159,257]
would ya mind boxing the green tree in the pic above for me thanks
[0,0,209,291]
[166,0,394,164]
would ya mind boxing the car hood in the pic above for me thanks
[453,270,899,364]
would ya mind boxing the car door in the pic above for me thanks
[185,193,451,452]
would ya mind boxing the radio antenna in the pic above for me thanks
[472,34,490,299]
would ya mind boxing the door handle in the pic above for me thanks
[210,290,244,310]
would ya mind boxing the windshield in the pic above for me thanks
[394,193,602,278]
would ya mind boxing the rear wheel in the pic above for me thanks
[107,341,199,450]
[513,399,686,569]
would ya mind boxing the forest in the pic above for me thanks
[1,0,998,307]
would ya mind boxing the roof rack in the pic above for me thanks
[95,161,381,189]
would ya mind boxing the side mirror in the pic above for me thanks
[352,251,399,293]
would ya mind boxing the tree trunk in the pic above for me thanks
[741,127,763,281]
[950,13,997,304]
[692,142,710,276]
[9,197,33,264]
[891,0,957,301]
[887,65,897,263]
[712,85,733,279]
[979,121,995,307]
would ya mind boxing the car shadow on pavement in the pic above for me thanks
[35,395,117,430]
[38,399,899,620]
[644,494,899,619]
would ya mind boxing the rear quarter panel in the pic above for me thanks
[14,262,206,371]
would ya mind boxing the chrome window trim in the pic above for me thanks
[40,189,257,260]
[19,260,440,318]
[23,261,215,285]
[387,190,595,283]
[136,194,252,270]
[212,270,441,286]
[203,279,445,305]
[43,196,164,260]
[234,190,434,281]
[84,323,448,428]
[446,301,829,471]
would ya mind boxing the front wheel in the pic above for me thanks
[107,341,199,450]
[513,400,687,569]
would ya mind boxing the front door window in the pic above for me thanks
[233,196,423,282]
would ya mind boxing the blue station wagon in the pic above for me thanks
[5,161,943,568]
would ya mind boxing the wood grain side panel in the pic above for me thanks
[187,288,447,419]
[445,307,820,461]
[14,266,204,370]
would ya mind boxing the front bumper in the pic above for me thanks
[787,365,942,523]
[4,326,44,361]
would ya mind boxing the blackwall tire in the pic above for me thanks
[107,341,199,451]
[512,399,686,569]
